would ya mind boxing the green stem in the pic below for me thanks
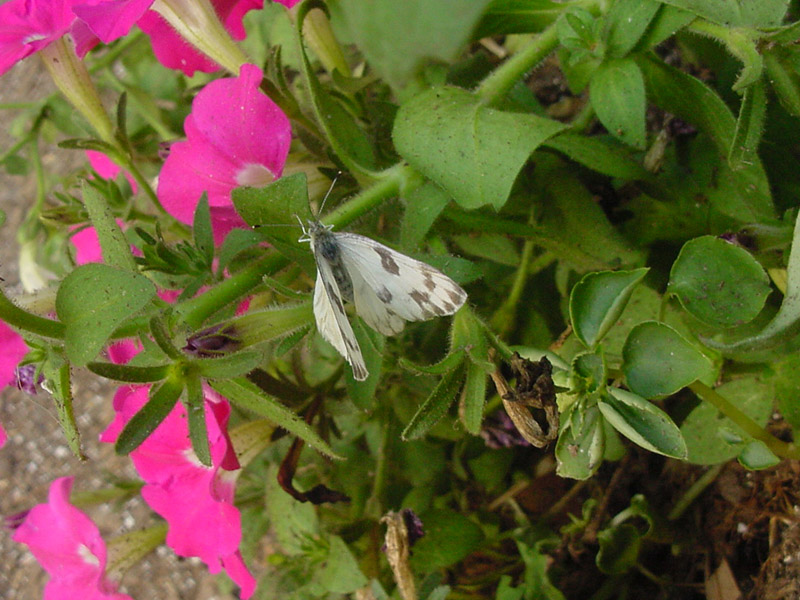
[475,23,560,105]
[686,19,762,91]
[689,380,800,460]
[491,237,536,336]
[667,463,724,521]
[0,288,65,338]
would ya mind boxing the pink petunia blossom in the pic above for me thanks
[0,320,30,447]
[0,0,80,77]
[157,63,290,243]
[100,384,255,597]
[11,477,133,600]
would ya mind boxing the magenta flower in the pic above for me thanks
[0,321,30,447]
[157,63,290,243]
[11,477,133,600]
[0,0,79,76]
[100,384,255,597]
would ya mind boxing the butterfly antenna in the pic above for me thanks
[318,171,342,216]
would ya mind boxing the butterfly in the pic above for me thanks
[299,220,468,380]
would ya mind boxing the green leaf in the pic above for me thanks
[318,535,369,594]
[402,365,465,440]
[772,353,800,439]
[192,195,214,267]
[56,264,157,366]
[603,0,661,58]
[622,321,716,398]
[184,373,211,467]
[394,86,566,210]
[86,361,170,383]
[80,181,137,271]
[409,509,485,571]
[474,0,563,38]
[637,54,774,220]
[264,464,319,554]
[544,133,650,180]
[572,352,606,395]
[600,387,688,459]
[400,181,452,249]
[729,79,767,170]
[555,404,604,480]
[633,5,695,50]
[570,268,649,349]
[399,348,466,375]
[333,0,494,90]
[681,377,772,464]
[590,58,647,149]
[738,440,780,470]
[703,211,800,354]
[44,360,84,460]
[294,2,377,174]
[211,377,340,459]
[452,232,520,266]
[764,46,800,117]
[460,359,488,435]
[596,523,641,574]
[657,0,789,27]
[190,350,264,379]
[116,376,184,455]
[345,319,384,410]
[668,236,771,328]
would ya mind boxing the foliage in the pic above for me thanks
[4,0,800,598]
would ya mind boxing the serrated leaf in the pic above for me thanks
[570,268,649,349]
[590,58,647,149]
[600,387,688,459]
[116,376,183,455]
[402,366,465,440]
[211,377,340,459]
[668,236,771,328]
[56,264,157,365]
[394,86,566,210]
[622,321,716,398]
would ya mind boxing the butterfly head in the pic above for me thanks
[298,217,334,244]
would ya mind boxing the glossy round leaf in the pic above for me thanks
[622,321,716,398]
[555,404,605,480]
[668,236,771,328]
[600,387,688,459]
[570,268,649,349]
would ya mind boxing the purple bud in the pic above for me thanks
[14,364,42,395]
[158,141,173,160]
[183,324,241,357]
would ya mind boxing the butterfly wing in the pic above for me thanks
[312,259,368,381]
[334,233,467,335]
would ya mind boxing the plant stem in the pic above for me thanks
[476,23,560,105]
[0,288,65,339]
[689,380,800,459]
[667,463,724,521]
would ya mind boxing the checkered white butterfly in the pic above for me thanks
[299,219,467,380]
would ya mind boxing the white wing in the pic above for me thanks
[334,233,467,335]
[312,261,368,381]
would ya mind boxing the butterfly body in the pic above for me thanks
[300,220,467,380]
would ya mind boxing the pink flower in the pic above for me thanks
[100,385,255,597]
[11,477,133,600]
[0,320,30,447]
[74,0,267,76]
[157,63,290,243]
[0,0,79,76]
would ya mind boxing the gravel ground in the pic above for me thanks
[0,58,228,600]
